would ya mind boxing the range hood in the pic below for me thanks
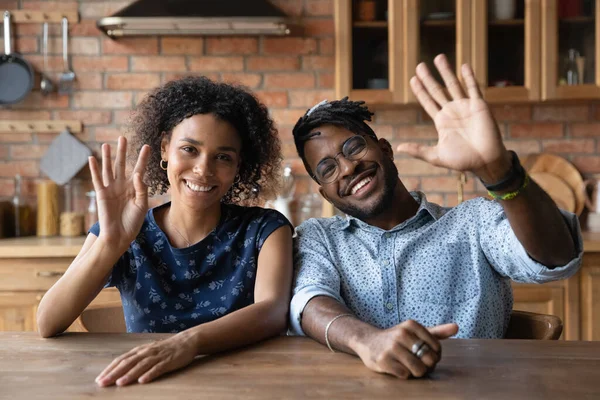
[97,0,292,38]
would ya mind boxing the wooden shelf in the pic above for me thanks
[0,120,83,133]
[489,18,525,26]
[559,16,594,24]
[422,19,456,27]
[353,21,388,28]
[9,10,79,23]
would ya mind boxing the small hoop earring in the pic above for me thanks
[160,159,168,170]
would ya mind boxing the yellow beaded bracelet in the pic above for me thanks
[488,173,530,201]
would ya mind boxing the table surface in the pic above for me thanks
[1,332,600,399]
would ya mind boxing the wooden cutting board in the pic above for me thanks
[529,171,576,213]
[521,153,584,215]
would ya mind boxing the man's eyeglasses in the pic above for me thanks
[314,135,369,184]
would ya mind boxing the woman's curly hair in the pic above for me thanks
[128,76,281,206]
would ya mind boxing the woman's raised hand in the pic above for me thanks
[88,136,151,252]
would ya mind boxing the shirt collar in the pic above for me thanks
[330,191,445,231]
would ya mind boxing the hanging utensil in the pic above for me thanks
[58,17,75,95]
[0,11,34,105]
[40,22,54,95]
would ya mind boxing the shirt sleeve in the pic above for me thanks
[88,221,129,289]
[255,209,293,252]
[289,220,346,336]
[477,199,583,283]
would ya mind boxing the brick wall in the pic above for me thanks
[0,0,599,214]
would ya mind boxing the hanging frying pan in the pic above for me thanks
[0,11,34,105]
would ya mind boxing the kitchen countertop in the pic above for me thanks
[1,231,600,258]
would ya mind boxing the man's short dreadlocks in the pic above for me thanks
[292,97,377,179]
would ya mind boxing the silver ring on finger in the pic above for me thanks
[416,343,431,359]
[411,340,425,356]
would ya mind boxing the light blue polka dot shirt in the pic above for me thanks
[290,192,583,338]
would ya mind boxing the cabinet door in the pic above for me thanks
[335,0,403,103]
[0,292,40,331]
[512,284,565,338]
[404,0,471,103]
[472,0,541,102]
[542,0,600,99]
[582,266,600,341]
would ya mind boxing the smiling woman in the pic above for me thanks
[35,76,294,388]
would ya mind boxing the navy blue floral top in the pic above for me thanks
[89,202,291,333]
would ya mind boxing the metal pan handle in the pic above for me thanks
[4,11,11,55]
[62,17,69,71]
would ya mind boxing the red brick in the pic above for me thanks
[394,158,448,176]
[0,161,39,177]
[395,125,438,140]
[102,38,159,55]
[10,144,49,160]
[107,74,161,90]
[55,111,112,126]
[132,56,186,72]
[542,139,595,154]
[509,123,564,138]
[400,177,420,191]
[424,193,444,206]
[318,71,334,88]
[533,104,590,121]
[491,105,532,121]
[255,91,289,108]
[113,111,134,126]
[95,127,127,143]
[221,73,262,89]
[0,178,14,196]
[162,72,220,84]
[14,93,69,110]
[73,56,129,72]
[281,140,298,159]
[0,144,7,159]
[26,55,63,73]
[289,90,334,107]
[14,37,38,54]
[375,109,419,124]
[263,38,318,55]
[421,176,475,192]
[270,109,307,126]
[319,38,334,55]
[70,20,102,37]
[246,56,300,71]
[0,133,33,143]
[369,125,393,141]
[189,57,244,72]
[134,92,151,106]
[265,73,316,89]
[44,37,100,56]
[72,72,103,90]
[206,38,258,55]
[23,1,78,11]
[302,55,335,70]
[0,110,51,120]
[0,1,17,10]
[504,140,542,154]
[161,38,204,55]
[73,92,133,109]
[79,1,129,18]
[306,0,333,16]
[302,18,335,36]
[572,156,600,173]
[571,123,600,137]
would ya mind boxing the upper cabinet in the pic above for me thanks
[335,0,599,104]
[542,0,600,100]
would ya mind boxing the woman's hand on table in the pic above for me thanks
[95,331,198,387]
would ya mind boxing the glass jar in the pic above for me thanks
[85,190,98,232]
[59,179,84,237]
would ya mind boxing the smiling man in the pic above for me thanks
[289,55,583,379]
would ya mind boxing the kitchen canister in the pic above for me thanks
[37,180,59,237]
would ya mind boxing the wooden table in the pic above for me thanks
[1,333,600,399]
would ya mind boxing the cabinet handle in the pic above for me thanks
[36,271,64,278]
